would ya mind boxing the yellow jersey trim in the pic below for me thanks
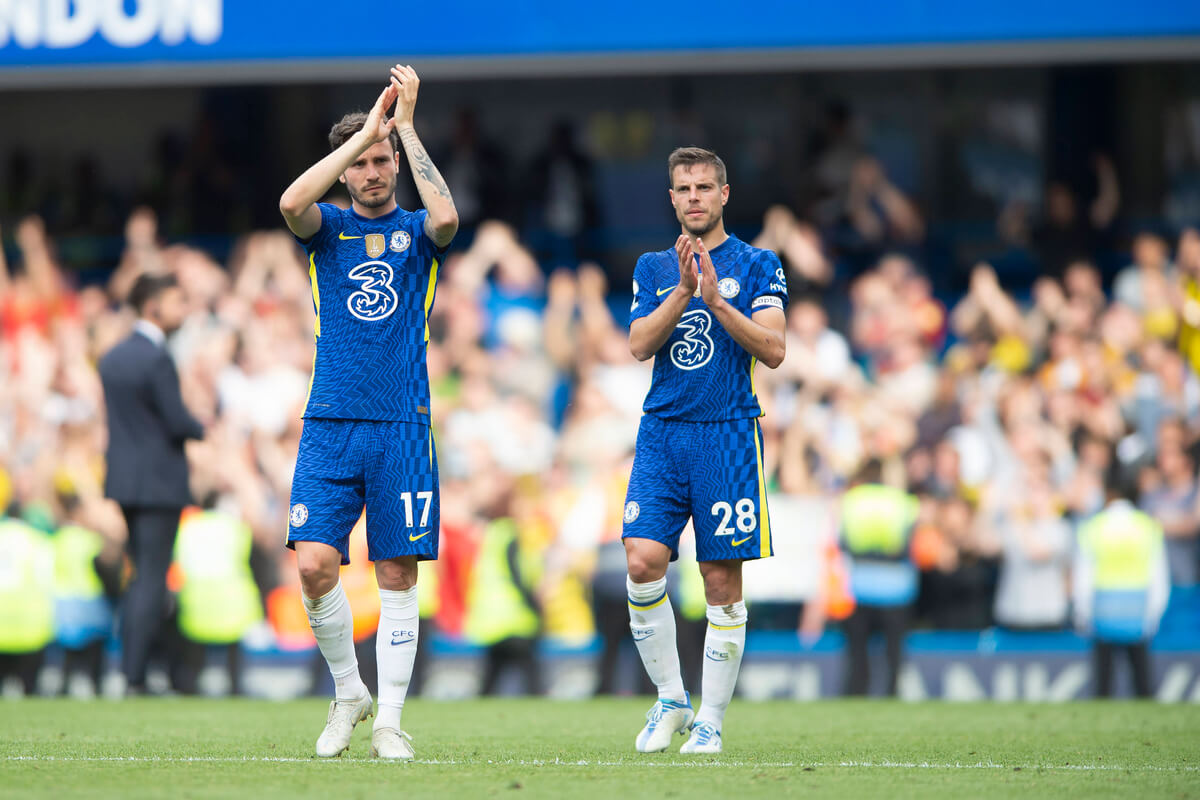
[754,420,772,558]
[423,257,440,343]
[309,253,321,339]
[304,254,320,409]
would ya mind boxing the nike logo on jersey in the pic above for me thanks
[656,286,678,296]
[338,232,362,240]
[409,530,431,542]
[731,534,753,547]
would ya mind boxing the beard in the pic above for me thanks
[679,207,721,237]
[348,179,395,209]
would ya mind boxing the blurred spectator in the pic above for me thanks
[52,491,122,699]
[98,272,206,694]
[751,206,833,299]
[169,505,263,695]
[440,109,511,230]
[839,461,919,697]
[917,495,1001,630]
[1075,474,1170,698]
[1140,443,1200,587]
[465,509,542,695]
[991,464,1072,631]
[0,512,55,696]
[1029,155,1119,279]
[525,121,599,267]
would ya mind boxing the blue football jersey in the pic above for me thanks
[629,234,787,421]
[297,202,445,423]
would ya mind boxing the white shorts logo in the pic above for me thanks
[390,230,411,252]
[290,503,309,528]
[623,501,640,524]
[717,277,740,299]
[347,260,398,322]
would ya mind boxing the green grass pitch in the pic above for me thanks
[2,698,1197,798]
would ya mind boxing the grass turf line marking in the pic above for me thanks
[4,756,1197,772]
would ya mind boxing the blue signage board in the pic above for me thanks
[1,0,1199,69]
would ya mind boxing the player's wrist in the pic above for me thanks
[348,128,377,151]
[706,293,730,313]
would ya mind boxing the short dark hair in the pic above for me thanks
[1105,460,1138,504]
[127,273,178,315]
[668,146,727,187]
[328,112,400,155]
[853,459,885,486]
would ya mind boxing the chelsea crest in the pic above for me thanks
[390,231,411,253]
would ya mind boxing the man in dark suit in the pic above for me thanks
[99,273,205,694]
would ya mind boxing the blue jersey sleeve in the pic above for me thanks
[294,203,342,254]
[629,253,662,324]
[750,250,788,314]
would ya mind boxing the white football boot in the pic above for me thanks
[370,728,415,761]
[635,693,694,753]
[314,691,373,757]
[680,721,722,754]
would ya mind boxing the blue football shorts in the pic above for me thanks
[621,414,773,562]
[286,418,439,564]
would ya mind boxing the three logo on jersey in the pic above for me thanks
[339,230,412,322]
[671,310,715,370]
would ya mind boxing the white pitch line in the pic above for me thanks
[3,756,1198,772]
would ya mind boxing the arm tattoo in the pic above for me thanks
[400,127,453,201]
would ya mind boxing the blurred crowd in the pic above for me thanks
[2,144,1200,695]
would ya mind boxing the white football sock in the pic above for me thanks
[303,581,367,701]
[374,586,419,732]
[695,601,747,730]
[627,575,687,703]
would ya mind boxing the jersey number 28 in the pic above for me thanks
[711,498,756,535]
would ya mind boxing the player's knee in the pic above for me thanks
[375,557,418,591]
[626,553,667,584]
[296,547,339,597]
[699,561,743,605]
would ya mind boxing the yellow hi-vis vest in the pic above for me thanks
[464,519,539,646]
[841,484,920,606]
[0,519,55,653]
[53,524,104,600]
[841,485,920,556]
[173,510,263,645]
[1078,506,1163,591]
[53,524,112,649]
